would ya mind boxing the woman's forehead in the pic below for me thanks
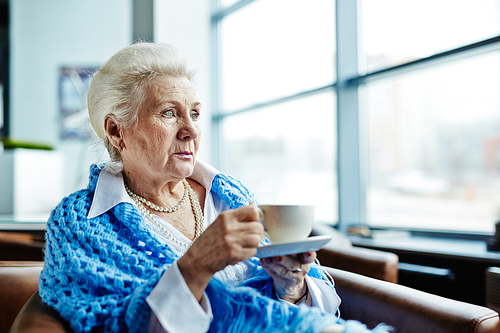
[150,76,196,97]
[143,75,199,109]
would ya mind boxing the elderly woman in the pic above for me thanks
[39,43,388,333]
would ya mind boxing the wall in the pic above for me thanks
[10,0,132,146]
[6,0,212,214]
[9,1,132,199]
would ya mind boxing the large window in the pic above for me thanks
[213,0,337,224]
[213,0,500,233]
[363,52,500,232]
[360,1,500,233]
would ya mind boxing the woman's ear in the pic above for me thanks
[104,115,124,150]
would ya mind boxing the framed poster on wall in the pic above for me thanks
[59,67,95,140]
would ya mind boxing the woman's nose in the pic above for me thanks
[177,117,200,141]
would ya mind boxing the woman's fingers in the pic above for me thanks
[186,204,265,273]
[231,202,262,223]
[237,222,265,247]
[220,204,264,250]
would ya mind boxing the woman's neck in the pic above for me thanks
[122,170,186,209]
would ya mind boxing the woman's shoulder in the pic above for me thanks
[52,161,106,213]
[47,162,106,226]
[49,188,94,222]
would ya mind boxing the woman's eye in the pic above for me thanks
[191,112,199,121]
[163,110,175,117]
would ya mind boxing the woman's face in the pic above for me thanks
[121,75,202,182]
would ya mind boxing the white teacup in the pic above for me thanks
[258,205,314,243]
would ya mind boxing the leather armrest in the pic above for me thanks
[0,233,45,261]
[0,261,44,333]
[10,291,71,333]
[318,245,399,283]
[325,267,500,333]
[312,224,399,283]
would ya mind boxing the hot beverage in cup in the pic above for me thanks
[258,205,314,243]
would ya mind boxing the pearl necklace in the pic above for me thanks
[125,180,204,248]
[125,181,188,213]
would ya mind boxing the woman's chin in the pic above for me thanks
[167,160,195,179]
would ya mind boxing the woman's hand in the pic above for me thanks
[260,251,316,304]
[177,203,264,301]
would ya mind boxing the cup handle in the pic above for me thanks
[258,208,264,222]
[257,208,272,241]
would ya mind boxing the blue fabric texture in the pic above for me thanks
[39,163,389,333]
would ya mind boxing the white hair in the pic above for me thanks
[87,42,196,162]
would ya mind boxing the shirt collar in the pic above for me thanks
[87,159,220,219]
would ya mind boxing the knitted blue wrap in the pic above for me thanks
[39,164,388,333]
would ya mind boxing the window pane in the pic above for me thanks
[364,51,500,233]
[220,91,337,223]
[219,0,335,112]
[360,0,500,72]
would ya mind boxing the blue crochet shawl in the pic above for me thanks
[39,164,386,333]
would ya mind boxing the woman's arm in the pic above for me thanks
[146,262,213,333]
[177,204,264,301]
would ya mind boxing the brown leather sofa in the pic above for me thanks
[313,224,399,283]
[325,267,499,333]
[0,261,44,333]
[4,261,499,333]
[0,232,45,261]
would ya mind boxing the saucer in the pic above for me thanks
[255,235,333,258]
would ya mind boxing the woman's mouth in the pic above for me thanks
[176,151,193,159]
